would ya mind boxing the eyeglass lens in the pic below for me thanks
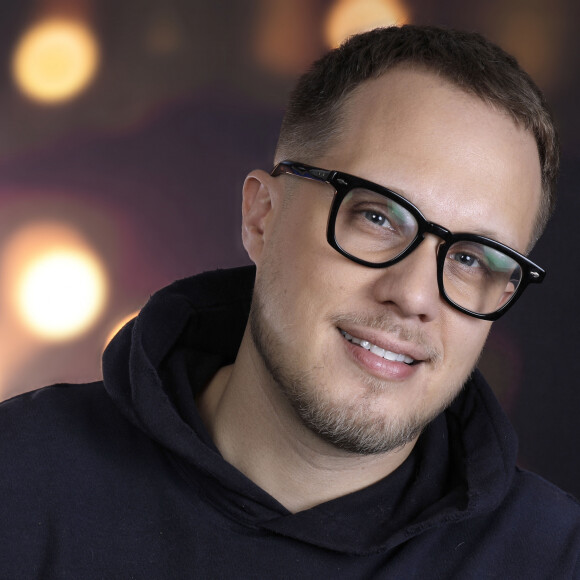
[334,188,523,316]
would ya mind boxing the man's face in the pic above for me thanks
[247,68,542,455]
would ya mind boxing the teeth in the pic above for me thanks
[341,330,415,365]
[370,345,384,357]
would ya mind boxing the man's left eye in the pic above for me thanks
[451,252,481,268]
[363,210,389,226]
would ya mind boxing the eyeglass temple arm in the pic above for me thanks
[271,161,333,183]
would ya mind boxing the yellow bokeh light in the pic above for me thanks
[16,249,106,340]
[325,0,410,49]
[3,222,108,341]
[12,18,100,104]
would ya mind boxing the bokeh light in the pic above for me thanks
[17,250,106,340]
[12,18,100,104]
[4,222,108,341]
[489,5,564,91]
[325,0,410,48]
[253,0,322,76]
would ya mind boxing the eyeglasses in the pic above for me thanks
[271,160,545,321]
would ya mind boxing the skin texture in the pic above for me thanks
[197,68,542,513]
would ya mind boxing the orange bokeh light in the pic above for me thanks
[325,0,410,49]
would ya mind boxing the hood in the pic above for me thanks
[102,266,519,555]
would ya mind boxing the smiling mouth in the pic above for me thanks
[340,330,416,365]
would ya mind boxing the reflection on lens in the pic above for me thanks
[443,241,521,315]
[334,188,418,263]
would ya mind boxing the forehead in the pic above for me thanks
[318,68,542,252]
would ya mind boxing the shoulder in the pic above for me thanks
[509,466,580,524]
[0,382,152,479]
[0,384,177,577]
[1,381,108,429]
[0,381,122,445]
[1,380,108,413]
[494,467,580,574]
[0,381,167,519]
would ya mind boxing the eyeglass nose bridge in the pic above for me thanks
[421,221,453,243]
[381,220,453,273]
[408,220,454,262]
[399,221,457,285]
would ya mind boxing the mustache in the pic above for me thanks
[329,311,442,363]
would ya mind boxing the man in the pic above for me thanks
[0,25,578,578]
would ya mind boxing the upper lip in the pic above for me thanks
[338,325,431,363]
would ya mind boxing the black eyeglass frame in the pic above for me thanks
[271,160,545,321]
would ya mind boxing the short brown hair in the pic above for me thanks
[276,25,559,244]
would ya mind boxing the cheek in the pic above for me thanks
[258,231,328,331]
[446,318,492,372]
[272,210,341,298]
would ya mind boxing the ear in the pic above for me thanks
[241,169,279,265]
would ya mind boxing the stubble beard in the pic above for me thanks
[249,274,467,456]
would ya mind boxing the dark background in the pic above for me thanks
[0,0,578,498]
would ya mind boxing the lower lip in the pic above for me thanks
[340,332,419,381]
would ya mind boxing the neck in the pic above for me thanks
[196,329,417,513]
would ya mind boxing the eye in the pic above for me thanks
[451,252,481,268]
[362,209,391,228]
[338,188,419,243]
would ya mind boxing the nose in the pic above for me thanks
[371,236,441,322]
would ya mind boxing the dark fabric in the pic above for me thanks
[0,266,579,579]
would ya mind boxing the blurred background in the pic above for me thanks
[0,0,579,497]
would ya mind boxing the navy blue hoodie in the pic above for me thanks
[0,266,579,578]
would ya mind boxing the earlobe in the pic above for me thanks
[241,169,277,264]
